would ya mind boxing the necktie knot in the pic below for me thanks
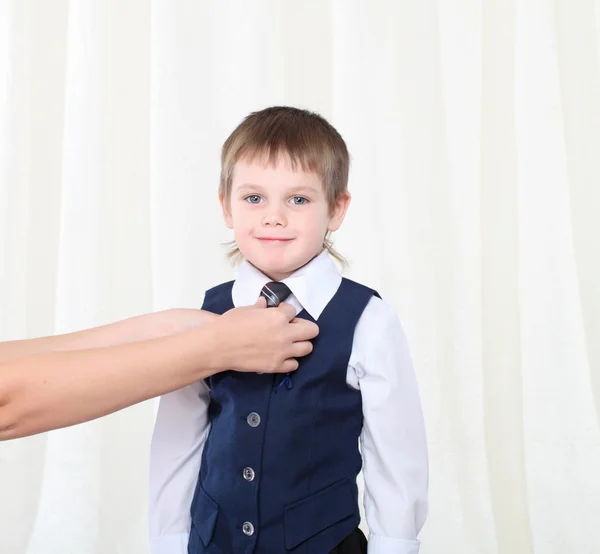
[260,282,292,307]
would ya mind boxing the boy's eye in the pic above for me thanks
[245,195,263,204]
[290,196,308,205]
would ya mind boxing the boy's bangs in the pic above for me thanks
[233,140,325,177]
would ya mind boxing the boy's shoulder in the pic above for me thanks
[340,277,381,299]
[201,280,235,312]
[341,278,405,332]
[205,280,234,295]
[355,294,407,348]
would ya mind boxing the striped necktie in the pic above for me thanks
[260,281,292,308]
[260,281,294,391]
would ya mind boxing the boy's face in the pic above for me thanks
[221,154,350,281]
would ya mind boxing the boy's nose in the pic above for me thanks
[262,212,287,227]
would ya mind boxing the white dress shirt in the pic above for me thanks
[149,251,428,554]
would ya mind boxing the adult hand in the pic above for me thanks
[213,297,318,373]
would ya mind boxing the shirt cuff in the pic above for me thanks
[368,534,420,554]
[150,533,189,554]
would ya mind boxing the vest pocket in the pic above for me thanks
[283,477,357,550]
[191,485,219,547]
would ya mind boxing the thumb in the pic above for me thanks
[254,296,267,308]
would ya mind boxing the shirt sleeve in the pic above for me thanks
[148,380,210,554]
[349,297,428,554]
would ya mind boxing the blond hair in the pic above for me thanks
[220,106,349,267]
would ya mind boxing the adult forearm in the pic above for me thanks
[0,311,178,365]
[0,302,318,440]
[0,326,223,441]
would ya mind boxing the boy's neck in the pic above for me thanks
[246,250,325,282]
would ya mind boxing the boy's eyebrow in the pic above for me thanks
[287,185,321,195]
[236,183,266,192]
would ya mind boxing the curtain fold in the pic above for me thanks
[1,1,598,552]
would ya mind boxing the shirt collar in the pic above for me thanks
[231,250,342,320]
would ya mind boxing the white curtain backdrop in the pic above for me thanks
[1,0,599,552]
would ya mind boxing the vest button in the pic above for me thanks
[246,412,261,427]
[242,521,255,536]
[243,467,255,481]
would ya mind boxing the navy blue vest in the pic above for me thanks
[188,278,378,554]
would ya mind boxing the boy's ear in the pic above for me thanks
[328,192,351,232]
[219,194,233,229]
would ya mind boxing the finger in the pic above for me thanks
[291,340,313,358]
[276,302,297,321]
[290,319,319,340]
[280,358,299,373]
[254,296,267,308]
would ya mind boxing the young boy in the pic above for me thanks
[149,107,428,554]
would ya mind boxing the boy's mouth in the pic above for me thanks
[255,237,294,243]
